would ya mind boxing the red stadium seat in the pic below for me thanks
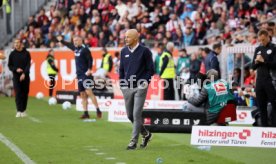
[216,103,237,124]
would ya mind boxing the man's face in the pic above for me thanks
[73,37,82,47]
[258,34,269,46]
[216,47,222,54]
[14,40,21,50]
[124,31,136,47]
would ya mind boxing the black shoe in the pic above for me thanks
[80,114,90,119]
[97,111,102,119]
[140,132,152,148]
[126,140,137,150]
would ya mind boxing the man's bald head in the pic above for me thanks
[125,29,139,48]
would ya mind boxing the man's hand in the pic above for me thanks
[255,55,264,63]
[56,35,63,42]
[20,73,25,81]
[16,68,23,73]
[85,69,92,76]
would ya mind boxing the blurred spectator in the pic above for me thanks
[100,47,113,73]
[176,48,190,99]
[37,8,49,27]
[189,53,201,81]
[13,0,276,49]
[234,53,252,69]
[204,42,222,77]
[160,42,176,100]
[113,51,120,74]
[154,43,164,75]
[233,68,241,86]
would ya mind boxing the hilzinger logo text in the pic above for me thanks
[198,129,251,140]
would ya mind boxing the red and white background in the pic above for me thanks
[191,126,276,148]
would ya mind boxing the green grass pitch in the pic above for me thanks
[0,97,276,164]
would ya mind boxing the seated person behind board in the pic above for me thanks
[186,69,235,125]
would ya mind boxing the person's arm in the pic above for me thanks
[210,56,219,71]
[119,51,125,81]
[56,36,75,51]
[8,52,16,72]
[187,87,208,107]
[159,56,169,77]
[23,51,31,75]
[85,48,93,71]
[252,47,262,70]
[144,48,155,82]
[108,56,113,72]
[48,57,59,72]
[60,40,75,51]
[264,46,276,69]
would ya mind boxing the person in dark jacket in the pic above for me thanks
[8,39,31,118]
[252,29,276,127]
[204,42,221,78]
[46,49,59,97]
[56,35,102,119]
[119,29,154,150]
[189,53,201,81]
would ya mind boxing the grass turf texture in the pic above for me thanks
[0,97,275,164]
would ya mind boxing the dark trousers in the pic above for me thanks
[13,76,30,112]
[163,78,175,100]
[255,79,276,127]
[177,79,183,100]
[48,74,56,97]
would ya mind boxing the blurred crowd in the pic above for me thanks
[14,0,276,49]
[12,0,276,107]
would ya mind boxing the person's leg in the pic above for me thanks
[80,91,89,118]
[256,81,269,126]
[132,87,148,143]
[22,77,30,114]
[206,112,219,125]
[183,102,205,113]
[264,82,276,127]
[13,78,22,116]
[78,76,90,119]
[121,88,135,123]
[48,74,56,97]
[85,89,102,118]
[163,79,170,100]
[177,78,182,100]
[121,87,137,150]
[168,79,175,100]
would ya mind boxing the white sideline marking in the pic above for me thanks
[95,152,105,155]
[28,116,42,123]
[105,157,116,160]
[89,148,99,151]
[116,162,127,164]
[0,133,35,164]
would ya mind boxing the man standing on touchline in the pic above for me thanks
[119,29,154,150]
[57,35,102,119]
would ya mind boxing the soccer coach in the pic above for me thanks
[8,39,31,117]
[56,35,102,119]
[119,29,154,150]
[252,29,276,127]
